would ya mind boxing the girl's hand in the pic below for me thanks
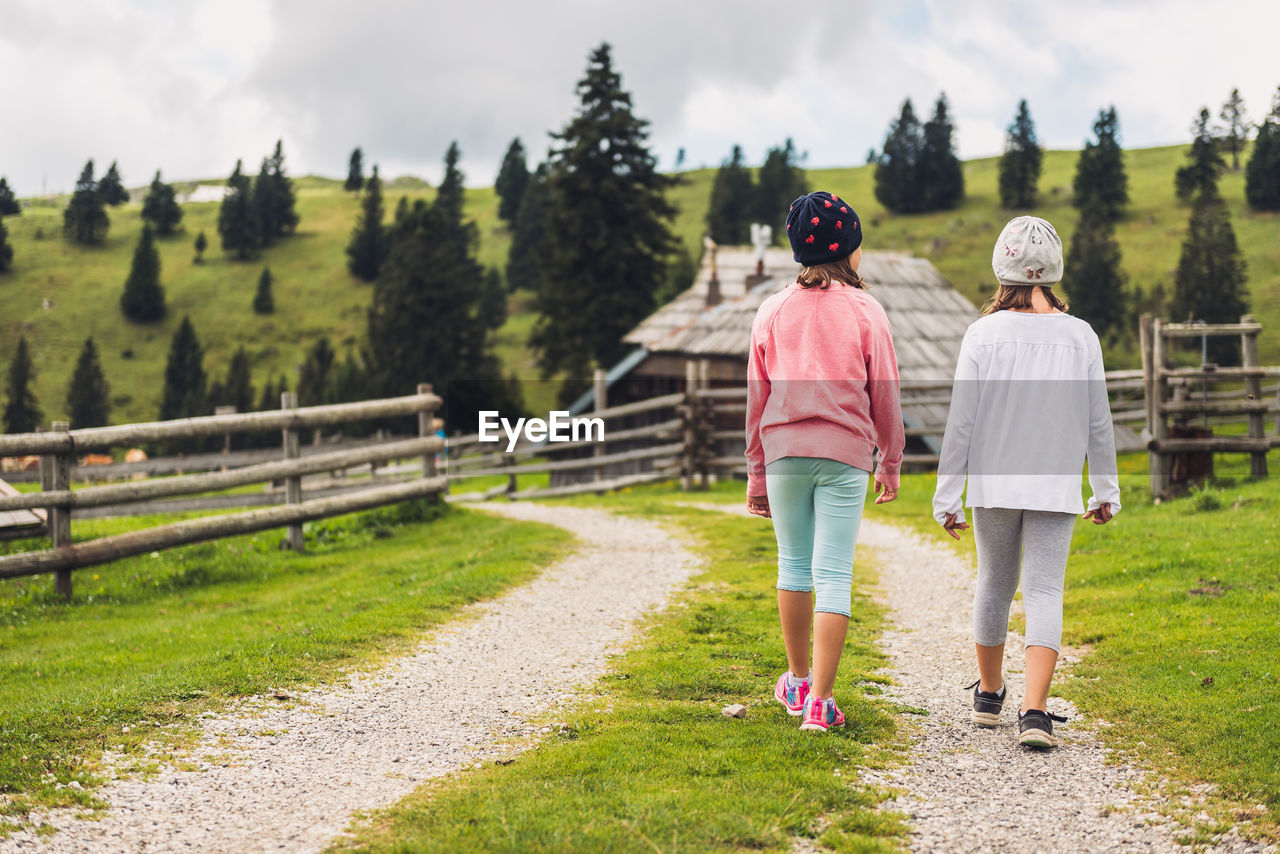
[942,512,969,540]
[747,495,772,518]
[1083,504,1114,525]
[873,476,897,504]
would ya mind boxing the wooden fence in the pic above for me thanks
[1141,313,1280,498]
[435,338,1276,502]
[5,323,1277,594]
[0,384,445,597]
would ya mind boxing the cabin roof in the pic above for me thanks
[623,247,976,383]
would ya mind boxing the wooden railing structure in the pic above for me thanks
[4,318,1276,594]
[0,385,445,597]
[1140,313,1280,498]
[433,360,1205,499]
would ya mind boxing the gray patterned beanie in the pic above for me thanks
[991,216,1063,287]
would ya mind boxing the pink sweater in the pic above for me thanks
[745,282,905,496]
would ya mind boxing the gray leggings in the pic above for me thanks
[972,507,1076,653]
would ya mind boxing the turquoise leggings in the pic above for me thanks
[764,456,870,617]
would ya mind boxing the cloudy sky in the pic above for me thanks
[2,0,1278,196]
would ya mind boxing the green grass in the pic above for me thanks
[0,499,572,829]
[5,143,1279,430]
[866,455,1280,841]
[336,494,906,853]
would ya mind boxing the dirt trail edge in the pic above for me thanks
[685,501,1267,854]
[2,503,701,854]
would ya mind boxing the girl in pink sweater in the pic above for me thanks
[745,191,905,732]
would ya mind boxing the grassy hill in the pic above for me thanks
[1,144,1278,429]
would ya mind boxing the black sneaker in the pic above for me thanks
[964,679,1006,727]
[1018,708,1068,749]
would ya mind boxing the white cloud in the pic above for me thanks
[1,0,1279,196]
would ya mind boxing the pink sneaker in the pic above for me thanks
[800,694,845,732]
[774,672,810,716]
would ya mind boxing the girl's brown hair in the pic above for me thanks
[980,284,1068,316]
[796,255,866,290]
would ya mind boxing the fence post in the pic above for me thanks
[1139,314,1154,442]
[698,360,712,489]
[1240,315,1268,479]
[417,384,438,479]
[593,369,607,482]
[281,391,304,551]
[1149,319,1169,499]
[682,361,698,491]
[40,421,73,599]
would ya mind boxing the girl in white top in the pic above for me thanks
[932,215,1121,749]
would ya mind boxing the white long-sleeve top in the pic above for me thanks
[932,310,1122,525]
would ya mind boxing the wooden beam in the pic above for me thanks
[1159,321,1263,338]
[0,477,447,579]
[0,392,440,456]
[0,437,442,513]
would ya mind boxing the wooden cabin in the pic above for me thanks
[553,246,977,484]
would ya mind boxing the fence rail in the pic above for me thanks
[0,385,444,597]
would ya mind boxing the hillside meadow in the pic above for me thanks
[1,142,1277,429]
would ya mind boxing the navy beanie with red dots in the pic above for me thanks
[785,191,862,266]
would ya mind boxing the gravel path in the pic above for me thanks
[685,501,1270,854]
[2,503,701,854]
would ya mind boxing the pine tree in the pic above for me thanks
[193,230,208,263]
[345,147,364,191]
[297,337,336,407]
[218,346,255,414]
[252,156,278,247]
[495,138,531,225]
[506,162,548,293]
[253,266,274,314]
[874,100,924,213]
[754,139,807,240]
[0,177,20,216]
[329,349,365,404]
[218,159,258,260]
[1073,106,1128,221]
[366,182,520,431]
[919,93,964,210]
[120,225,166,322]
[346,165,387,280]
[998,99,1042,208]
[159,315,208,422]
[435,141,465,225]
[656,242,697,305]
[63,159,110,244]
[1175,108,1226,203]
[252,374,286,448]
[267,140,299,239]
[706,144,754,244]
[394,195,409,224]
[1173,191,1249,364]
[1218,88,1250,172]
[98,160,129,206]
[530,43,678,390]
[66,337,111,428]
[479,266,507,329]
[675,147,686,170]
[3,337,42,434]
[0,217,12,273]
[1245,86,1280,211]
[1062,203,1130,343]
[140,170,183,235]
